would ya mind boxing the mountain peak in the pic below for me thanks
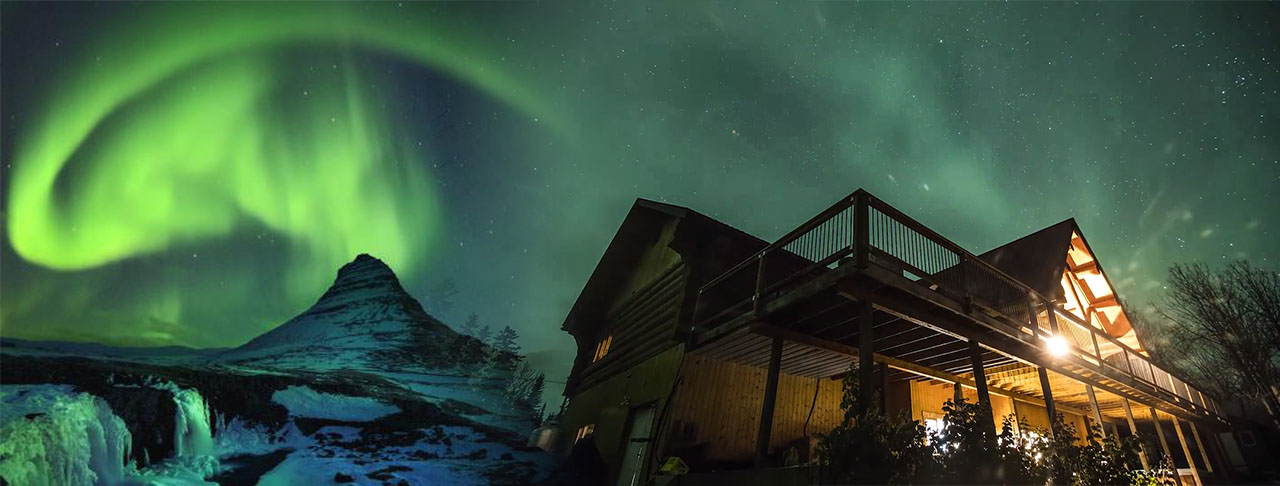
[319,254,401,302]
[225,254,457,369]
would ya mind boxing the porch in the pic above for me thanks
[679,189,1228,483]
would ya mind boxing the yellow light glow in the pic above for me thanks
[1046,335,1071,357]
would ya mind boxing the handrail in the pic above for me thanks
[698,193,858,292]
[693,189,1220,419]
[864,192,1215,413]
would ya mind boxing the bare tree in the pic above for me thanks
[1153,261,1280,427]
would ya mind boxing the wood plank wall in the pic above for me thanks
[668,355,844,461]
[579,261,686,392]
[912,379,1091,442]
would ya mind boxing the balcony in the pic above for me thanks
[691,189,1223,423]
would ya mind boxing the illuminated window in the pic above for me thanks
[575,424,596,442]
[593,335,613,362]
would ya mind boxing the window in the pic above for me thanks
[1238,430,1256,447]
[575,424,596,442]
[593,335,613,362]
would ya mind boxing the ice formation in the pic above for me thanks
[0,385,132,486]
[147,380,215,458]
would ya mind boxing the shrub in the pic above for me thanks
[814,367,930,484]
[815,366,1161,485]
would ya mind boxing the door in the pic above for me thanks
[616,404,656,486]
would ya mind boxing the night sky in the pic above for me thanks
[2,3,1276,389]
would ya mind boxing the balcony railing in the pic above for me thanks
[694,189,1222,419]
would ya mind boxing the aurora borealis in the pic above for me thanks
[2,3,1277,384]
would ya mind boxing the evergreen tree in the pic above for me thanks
[449,333,487,366]
[491,326,521,370]
[476,325,492,345]
[505,360,546,420]
[423,278,459,316]
[493,326,520,354]
[460,312,480,336]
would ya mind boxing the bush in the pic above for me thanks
[814,367,930,484]
[815,366,1160,485]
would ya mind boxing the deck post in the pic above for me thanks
[1037,366,1057,435]
[1151,407,1183,486]
[878,362,889,413]
[1189,421,1214,475]
[968,340,996,439]
[1044,298,1060,334]
[858,300,875,412]
[1172,417,1203,486]
[752,253,767,315]
[755,337,783,467]
[1122,398,1150,472]
[1085,384,1106,439]
[854,190,870,269]
[1210,429,1235,483]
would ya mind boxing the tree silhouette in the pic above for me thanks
[460,312,480,336]
[1149,261,1280,428]
[491,326,521,370]
[423,278,458,316]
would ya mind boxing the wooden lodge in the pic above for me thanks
[557,189,1230,486]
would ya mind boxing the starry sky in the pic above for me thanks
[2,2,1276,388]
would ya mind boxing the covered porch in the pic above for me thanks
[673,189,1228,484]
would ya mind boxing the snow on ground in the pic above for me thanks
[271,385,400,421]
[255,423,556,486]
[373,370,536,433]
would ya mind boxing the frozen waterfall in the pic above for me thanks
[0,385,133,486]
[150,381,215,458]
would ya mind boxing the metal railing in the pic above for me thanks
[693,189,1221,419]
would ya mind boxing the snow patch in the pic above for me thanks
[270,386,399,421]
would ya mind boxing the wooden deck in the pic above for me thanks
[690,189,1224,426]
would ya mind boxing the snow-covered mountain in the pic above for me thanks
[219,254,461,370]
[1,254,563,485]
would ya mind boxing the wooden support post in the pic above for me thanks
[854,190,869,269]
[1038,366,1057,435]
[953,381,963,404]
[1010,398,1022,435]
[1044,297,1061,334]
[752,254,767,315]
[1151,407,1182,486]
[878,362,889,413]
[755,337,783,467]
[1173,418,1203,486]
[968,340,996,438]
[1086,384,1106,439]
[1189,421,1213,475]
[1122,398,1150,472]
[1210,430,1235,483]
[858,300,875,412]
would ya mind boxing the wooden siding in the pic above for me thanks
[577,261,687,392]
[668,355,843,462]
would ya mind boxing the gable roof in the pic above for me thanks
[560,198,770,334]
[977,219,1076,301]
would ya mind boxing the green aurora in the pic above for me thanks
[1,3,1275,384]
